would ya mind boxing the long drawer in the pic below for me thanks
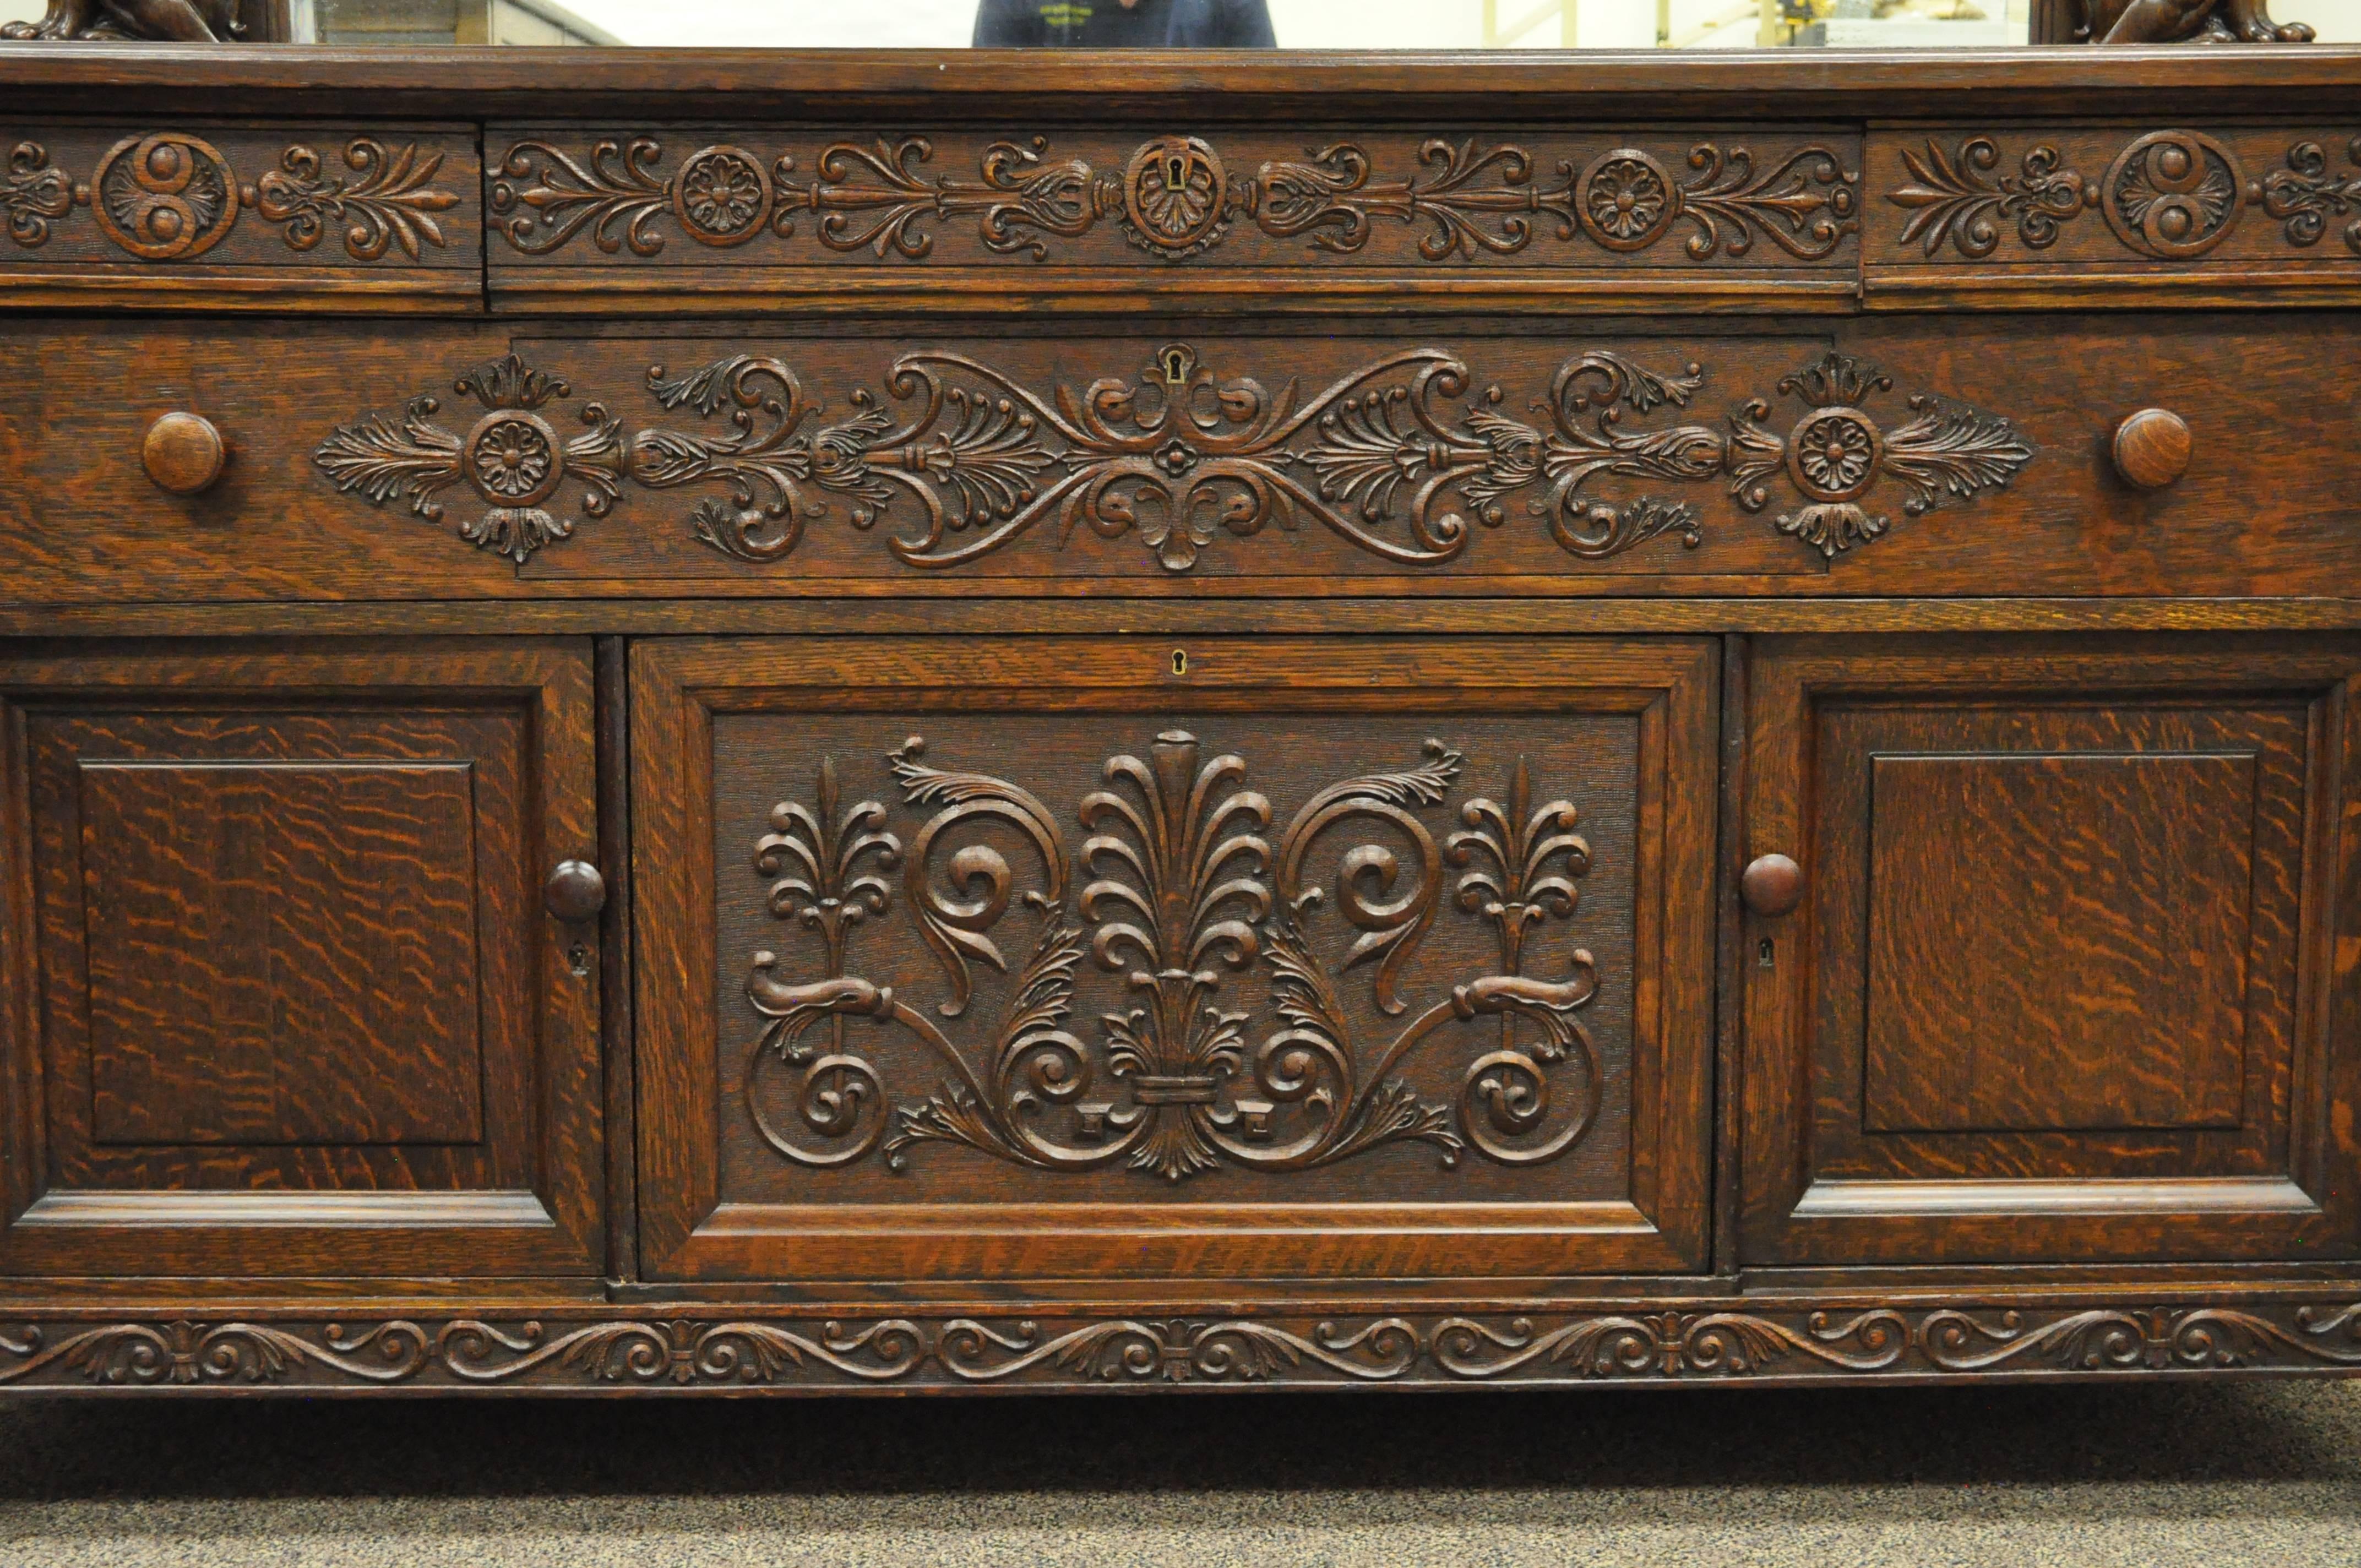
[0,313,2352,603]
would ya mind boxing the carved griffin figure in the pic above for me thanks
[1,0,244,40]
[2077,0,2312,42]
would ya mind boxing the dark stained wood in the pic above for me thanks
[9,315,2361,602]
[1739,852,1803,917]
[139,410,223,495]
[2112,407,2195,490]
[0,640,606,1278]
[6,45,2361,124]
[0,122,482,312]
[631,636,1720,1286]
[3,44,2361,1394]
[1741,635,2361,1267]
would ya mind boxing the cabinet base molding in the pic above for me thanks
[3,1298,2359,1393]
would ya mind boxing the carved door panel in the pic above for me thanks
[1741,636,2361,1266]
[0,642,605,1277]
[633,636,1718,1287]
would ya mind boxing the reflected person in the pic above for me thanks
[972,0,1277,46]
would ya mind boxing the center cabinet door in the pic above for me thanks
[632,637,1719,1287]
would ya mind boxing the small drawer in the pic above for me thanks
[1865,123,2361,308]
[0,123,483,312]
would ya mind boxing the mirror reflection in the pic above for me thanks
[2,0,2353,45]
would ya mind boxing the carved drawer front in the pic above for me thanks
[8,315,2352,604]
[1867,124,2361,304]
[485,126,1862,313]
[1740,636,2361,1267]
[631,636,1718,1287]
[0,125,482,311]
[0,642,605,1277]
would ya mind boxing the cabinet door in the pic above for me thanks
[0,641,604,1277]
[1741,636,2361,1266]
[633,637,1718,1287]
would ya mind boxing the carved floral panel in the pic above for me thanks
[1870,124,2361,265]
[3,1301,2359,1389]
[313,336,2032,577]
[0,125,478,268]
[706,710,1641,1205]
[486,128,1860,269]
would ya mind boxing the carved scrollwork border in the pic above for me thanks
[2,134,460,262]
[1887,127,2361,261]
[489,132,1859,266]
[315,343,2031,571]
[2,1302,2355,1390]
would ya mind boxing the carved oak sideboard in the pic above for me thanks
[4,44,2361,1394]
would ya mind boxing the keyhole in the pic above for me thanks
[1757,938,1775,970]
[1160,346,1189,385]
[1163,153,1187,192]
[1171,648,1188,676]
[568,941,592,978]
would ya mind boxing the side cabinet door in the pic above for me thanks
[0,641,605,1277]
[1742,636,2361,1266]
[633,636,1719,1287]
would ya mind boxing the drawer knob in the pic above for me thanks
[544,860,607,923]
[2110,409,2192,491]
[142,411,226,496]
[1742,853,1804,918]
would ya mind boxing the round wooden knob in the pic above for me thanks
[1741,853,1804,918]
[543,860,607,923]
[2110,409,2191,491]
[142,411,226,496]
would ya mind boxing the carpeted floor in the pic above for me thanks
[3,1376,2359,1565]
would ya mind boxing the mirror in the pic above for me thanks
[1,0,2352,46]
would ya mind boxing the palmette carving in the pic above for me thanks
[312,351,625,564]
[1,134,458,259]
[742,731,1606,1182]
[320,343,2031,569]
[1889,128,2361,260]
[3,1303,2358,1388]
[252,140,459,262]
[491,131,1857,264]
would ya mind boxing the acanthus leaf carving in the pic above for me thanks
[740,731,1618,1183]
[312,350,624,565]
[490,132,1858,265]
[1890,136,2092,258]
[252,139,459,262]
[320,343,2032,571]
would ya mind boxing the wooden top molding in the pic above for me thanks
[3,45,2361,123]
[0,121,481,311]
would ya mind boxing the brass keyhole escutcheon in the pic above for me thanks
[1160,346,1189,386]
[1163,153,1188,192]
[1171,648,1188,676]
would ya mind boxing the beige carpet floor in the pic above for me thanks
[3,1376,2359,1565]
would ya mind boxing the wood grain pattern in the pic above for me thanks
[1742,635,2361,1267]
[78,758,486,1146]
[1862,752,2254,1135]
[0,641,605,1279]
[632,636,1720,1286]
[9,313,2361,604]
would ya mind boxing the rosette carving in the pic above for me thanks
[312,351,625,565]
